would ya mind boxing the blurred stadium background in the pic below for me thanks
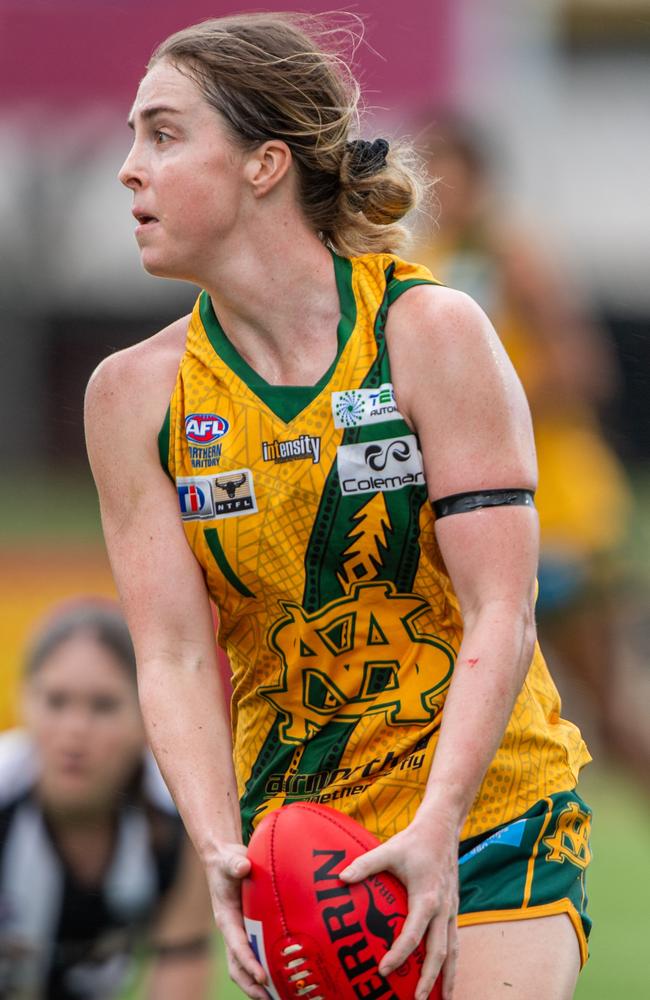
[1,1,648,996]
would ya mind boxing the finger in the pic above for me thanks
[440,916,459,1000]
[220,844,252,879]
[414,913,451,1000]
[221,916,268,987]
[339,844,390,883]
[225,946,270,1000]
[377,902,430,977]
[226,853,251,879]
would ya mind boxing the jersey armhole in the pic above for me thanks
[157,404,174,483]
[386,276,443,306]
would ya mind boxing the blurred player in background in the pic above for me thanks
[86,14,592,1000]
[0,601,214,1000]
[412,116,649,786]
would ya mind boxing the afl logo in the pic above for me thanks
[185,413,229,446]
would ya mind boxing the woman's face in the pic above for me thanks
[119,59,248,282]
[429,147,484,234]
[23,634,145,815]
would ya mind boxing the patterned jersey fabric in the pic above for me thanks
[160,250,590,843]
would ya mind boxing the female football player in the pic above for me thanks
[85,14,592,1000]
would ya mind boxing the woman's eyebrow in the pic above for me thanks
[127,105,183,130]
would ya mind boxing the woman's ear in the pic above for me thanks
[245,139,293,198]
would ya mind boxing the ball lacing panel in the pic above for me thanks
[281,943,324,1000]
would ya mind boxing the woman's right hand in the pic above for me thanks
[207,842,269,1000]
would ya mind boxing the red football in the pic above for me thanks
[242,803,442,1000]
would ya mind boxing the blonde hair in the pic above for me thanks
[149,13,424,256]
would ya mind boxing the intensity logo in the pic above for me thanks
[262,435,321,464]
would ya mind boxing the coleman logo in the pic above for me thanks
[332,384,403,429]
[337,436,425,495]
[364,439,411,472]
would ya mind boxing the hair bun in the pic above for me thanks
[345,138,390,177]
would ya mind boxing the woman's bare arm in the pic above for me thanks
[145,838,215,1000]
[84,325,266,999]
[340,287,539,1000]
[397,286,538,821]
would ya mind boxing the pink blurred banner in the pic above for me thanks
[0,0,454,110]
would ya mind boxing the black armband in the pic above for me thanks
[150,935,212,961]
[432,488,535,519]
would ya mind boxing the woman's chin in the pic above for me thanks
[41,777,117,818]
[138,244,194,281]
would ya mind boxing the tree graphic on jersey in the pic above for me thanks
[262,581,455,744]
[336,493,393,591]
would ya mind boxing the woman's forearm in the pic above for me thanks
[138,654,241,861]
[146,954,213,1000]
[418,599,537,831]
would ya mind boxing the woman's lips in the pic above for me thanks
[132,208,159,235]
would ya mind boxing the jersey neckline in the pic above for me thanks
[198,249,357,424]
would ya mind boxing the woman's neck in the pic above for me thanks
[200,214,343,385]
[41,796,119,886]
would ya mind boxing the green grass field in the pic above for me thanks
[574,765,650,999]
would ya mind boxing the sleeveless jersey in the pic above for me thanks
[160,251,590,843]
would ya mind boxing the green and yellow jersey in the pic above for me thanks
[159,251,590,843]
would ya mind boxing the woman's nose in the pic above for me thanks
[118,143,145,190]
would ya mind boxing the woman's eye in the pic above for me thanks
[154,130,172,144]
[45,691,68,711]
[92,696,121,715]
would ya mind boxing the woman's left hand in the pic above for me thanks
[338,809,460,1000]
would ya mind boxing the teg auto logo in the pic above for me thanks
[331,383,402,429]
[185,413,230,446]
[337,435,425,495]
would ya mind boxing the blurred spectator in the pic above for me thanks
[0,600,215,999]
[412,114,649,786]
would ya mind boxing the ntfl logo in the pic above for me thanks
[185,413,229,445]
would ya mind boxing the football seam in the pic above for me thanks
[287,803,378,854]
[269,810,289,935]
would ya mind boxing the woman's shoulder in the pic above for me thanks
[385,282,533,459]
[87,314,191,407]
[85,313,191,454]
[0,729,37,811]
[387,280,497,359]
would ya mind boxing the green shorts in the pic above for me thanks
[457,790,592,965]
